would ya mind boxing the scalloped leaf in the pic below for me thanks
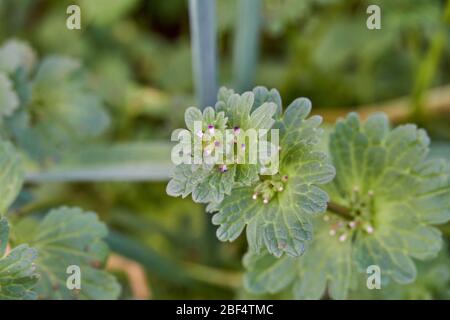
[213,100,334,257]
[0,244,39,300]
[1,46,111,160]
[0,72,19,118]
[244,219,352,300]
[0,217,8,257]
[0,140,24,215]
[215,89,277,130]
[244,112,450,299]
[328,113,450,285]
[251,86,282,117]
[0,39,36,75]
[168,88,280,204]
[13,207,120,300]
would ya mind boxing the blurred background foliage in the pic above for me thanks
[0,0,449,299]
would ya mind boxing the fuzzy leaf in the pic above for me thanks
[184,106,203,132]
[3,52,111,160]
[213,100,334,257]
[168,89,278,204]
[243,249,297,294]
[167,164,212,198]
[327,113,449,287]
[31,56,110,138]
[13,207,120,300]
[244,220,352,300]
[0,73,19,118]
[0,39,36,75]
[252,86,282,117]
[244,112,450,299]
[0,217,8,257]
[0,244,39,300]
[0,140,24,215]
[192,165,237,203]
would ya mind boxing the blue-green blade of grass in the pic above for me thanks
[188,0,218,109]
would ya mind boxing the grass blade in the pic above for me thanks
[188,0,218,108]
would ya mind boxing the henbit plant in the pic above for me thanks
[0,140,120,300]
[0,39,119,300]
[167,86,450,299]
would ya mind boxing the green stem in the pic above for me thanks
[182,261,242,289]
[327,201,353,221]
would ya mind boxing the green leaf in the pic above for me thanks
[217,87,234,104]
[168,90,279,204]
[245,112,450,299]
[349,247,450,300]
[0,216,39,300]
[0,140,24,215]
[244,220,352,300]
[192,165,237,203]
[184,106,203,132]
[0,244,39,300]
[167,164,237,204]
[213,99,334,257]
[4,52,111,160]
[327,113,449,286]
[234,165,259,187]
[13,207,120,300]
[249,102,277,130]
[0,39,36,75]
[167,164,212,199]
[251,86,282,117]
[31,56,110,137]
[0,217,8,257]
[0,72,19,118]
[216,91,254,129]
[243,250,297,294]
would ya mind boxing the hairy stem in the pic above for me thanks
[327,201,353,221]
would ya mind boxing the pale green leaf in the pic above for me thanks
[214,178,329,258]
[243,250,297,294]
[324,112,449,294]
[251,86,282,117]
[14,207,120,300]
[244,220,352,300]
[0,140,23,215]
[0,39,36,75]
[0,244,39,300]
[213,95,333,257]
[184,106,203,132]
[0,72,19,118]
[0,217,8,257]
